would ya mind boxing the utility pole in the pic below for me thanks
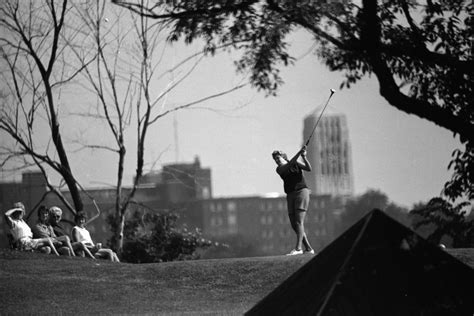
[173,113,179,162]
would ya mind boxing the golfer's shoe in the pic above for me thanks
[286,249,303,256]
[304,249,315,255]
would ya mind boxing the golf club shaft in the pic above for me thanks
[305,90,335,146]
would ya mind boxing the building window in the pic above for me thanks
[227,201,236,211]
[265,201,270,211]
[278,201,285,210]
[260,216,266,225]
[267,215,273,225]
[228,213,237,226]
[202,187,210,199]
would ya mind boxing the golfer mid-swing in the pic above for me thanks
[272,145,314,256]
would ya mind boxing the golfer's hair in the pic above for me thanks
[272,150,287,160]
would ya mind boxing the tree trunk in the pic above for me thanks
[45,79,84,213]
[115,213,125,253]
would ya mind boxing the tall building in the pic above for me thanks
[303,107,354,196]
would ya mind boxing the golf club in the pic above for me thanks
[304,89,336,146]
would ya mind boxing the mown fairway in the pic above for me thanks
[0,249,313,315]
[2,248,473,315]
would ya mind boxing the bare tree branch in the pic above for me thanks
[150,82,248,124]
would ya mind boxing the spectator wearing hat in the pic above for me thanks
[32,205,76,256]
[49,206,96,259]
[4,206,60,255]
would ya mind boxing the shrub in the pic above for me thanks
[109,210,211,263]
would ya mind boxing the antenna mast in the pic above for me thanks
[174,113,179,162]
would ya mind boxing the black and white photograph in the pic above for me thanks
[1,0,473,315]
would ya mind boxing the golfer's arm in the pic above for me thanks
[299,157,312,171]
[288,151,302,166]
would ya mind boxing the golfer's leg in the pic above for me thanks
[302,234,313,252]
[288,213,297,232]
[294,210,307,251]
[287,193,299,233]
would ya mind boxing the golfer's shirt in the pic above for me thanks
[279,164,307,194]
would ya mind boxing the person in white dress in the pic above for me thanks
[72,212,120,262]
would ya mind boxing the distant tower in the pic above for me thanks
[303,108,354,196]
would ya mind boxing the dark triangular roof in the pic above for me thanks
[246,209,474,316]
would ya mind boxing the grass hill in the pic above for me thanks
[0,249,313,315]
[1,248,472,315]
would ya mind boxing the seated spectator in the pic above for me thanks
[4,207,59,256]
[32,206,76,257]
[5,202,26,250]
[48,206,95,259]
[72,212,120,262]
[6,202,49,254]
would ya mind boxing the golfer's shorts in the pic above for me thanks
[286,188,310,215]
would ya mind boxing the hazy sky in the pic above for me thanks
[49,27,459,210]
[1,20,461,209]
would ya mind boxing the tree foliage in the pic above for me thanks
[114,0,473,139]
[410,197,473,248]
[443,143,473,201]
[108,210,211,263]
[338,189,409,234]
